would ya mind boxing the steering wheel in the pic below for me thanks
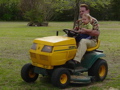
[63,29,78,37]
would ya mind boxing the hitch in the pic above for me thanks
[56,31,59,36]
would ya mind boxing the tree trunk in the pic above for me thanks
[73,0,80,29]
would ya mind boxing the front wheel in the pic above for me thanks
[21,63,38,82]
[51,68,70,89]
[88,59,108,81]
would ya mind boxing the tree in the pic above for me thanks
[73,0,80,28]
[20,0,56,26]
[0,0,22,21]
[20,0,75,26]
[111,0,120,20]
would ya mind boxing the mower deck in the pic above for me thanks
[71,75,91,83]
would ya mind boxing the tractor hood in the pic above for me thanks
[33,36,76,46]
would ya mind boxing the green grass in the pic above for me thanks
[0,21,120,90]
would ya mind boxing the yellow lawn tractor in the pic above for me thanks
[21,29,108,89]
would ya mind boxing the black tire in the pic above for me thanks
[46,69,53,76]
[88,59,108,81]
[51,68,70,89]
[21,63,38,82]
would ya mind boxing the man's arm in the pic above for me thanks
[80,28,100,36]
[90,30,100,36]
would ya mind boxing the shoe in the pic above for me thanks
[66,60,79,69]
[66,60,75,69]
[72,60,80,64]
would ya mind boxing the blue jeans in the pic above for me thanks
[75,34,91,43]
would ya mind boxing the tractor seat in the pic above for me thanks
[86,40,100,52]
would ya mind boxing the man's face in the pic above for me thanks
[80,7,89,17]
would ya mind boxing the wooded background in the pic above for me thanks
[0,0,119,22]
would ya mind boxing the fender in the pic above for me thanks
[81,51,105,69]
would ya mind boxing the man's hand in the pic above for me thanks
[81,28,92,33]
[75,28,90,34]
[74,29,82,33]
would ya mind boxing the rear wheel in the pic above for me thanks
[21,63,38,82]
[88,59,108,81]
[51,68,70,89]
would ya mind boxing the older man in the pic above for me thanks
[73,4,100,63]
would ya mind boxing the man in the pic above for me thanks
[73,4,100,63]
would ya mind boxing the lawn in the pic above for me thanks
[0,21,120,90]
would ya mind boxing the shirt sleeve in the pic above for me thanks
[91,18,99,31]
[74,19,82,30]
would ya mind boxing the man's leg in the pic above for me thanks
[74,39,97,62]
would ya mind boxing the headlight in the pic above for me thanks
[41,45,53,53]
[31,43,37,50]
